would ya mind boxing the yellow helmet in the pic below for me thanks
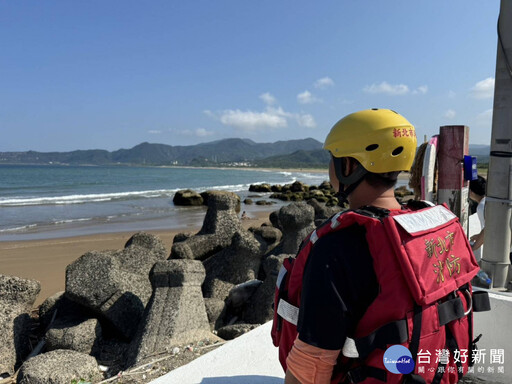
[323,109,417,173]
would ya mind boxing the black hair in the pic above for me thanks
[469,175,486,197]
[340,157,398,190]
[364,171,400,189]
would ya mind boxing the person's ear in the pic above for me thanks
[343,158,356,177]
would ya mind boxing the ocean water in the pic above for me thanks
[0,165,329,241]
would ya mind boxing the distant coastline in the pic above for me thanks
[156,164,329,173]
[0,138,490,169]
[0,138,329,168]
[0,162,329,171]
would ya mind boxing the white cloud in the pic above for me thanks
[207,103,317,132]
[363,81,409,95]
[148,130,162,134]
[444,109,456,119]
[218,109,287,132]
[447,90,456,98]
[471,77,495,99]
[207,93,319,133]
[265,106,289,117]
[314,77,334,89]
[296,113,316,128]
[415,85,428,94]
[259,92,277,105]
[297,90,320,104]
[263,106,317,128]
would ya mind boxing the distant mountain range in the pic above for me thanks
[0,138,328,168]
[0,139,491,168]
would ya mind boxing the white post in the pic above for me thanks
[481,0,512,288]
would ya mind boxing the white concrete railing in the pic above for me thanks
[472,288,512,383]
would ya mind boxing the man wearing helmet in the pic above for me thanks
[277,109,485,384]
[324,108,417,205]
[285,109,417,383]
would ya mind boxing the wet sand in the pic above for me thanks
[0,210,273,307]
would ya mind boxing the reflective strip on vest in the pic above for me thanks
[277,299,299,325]
[277,299,361,358]
[276,264,287,288]
[392,205,457,235]
[342,337,359,358]
[310,230,319,244]
[331,212,343,229]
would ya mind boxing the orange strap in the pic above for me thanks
[286,338,340,384]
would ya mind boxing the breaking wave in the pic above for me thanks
[0,182,263,207]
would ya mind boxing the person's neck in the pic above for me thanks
[348,181,401,211]
[470,192,484,204]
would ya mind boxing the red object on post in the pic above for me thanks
[437,125,470,228]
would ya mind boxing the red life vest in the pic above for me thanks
[271,204,490,384]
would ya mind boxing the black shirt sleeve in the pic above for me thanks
[297,224,379,350]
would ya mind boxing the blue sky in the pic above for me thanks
[0,1,500,152]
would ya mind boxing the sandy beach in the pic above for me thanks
[0,209,273,307]
[0,171,411,308]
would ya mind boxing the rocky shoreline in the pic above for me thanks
[1,181,413,384]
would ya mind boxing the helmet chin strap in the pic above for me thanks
[332,157,368,204]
